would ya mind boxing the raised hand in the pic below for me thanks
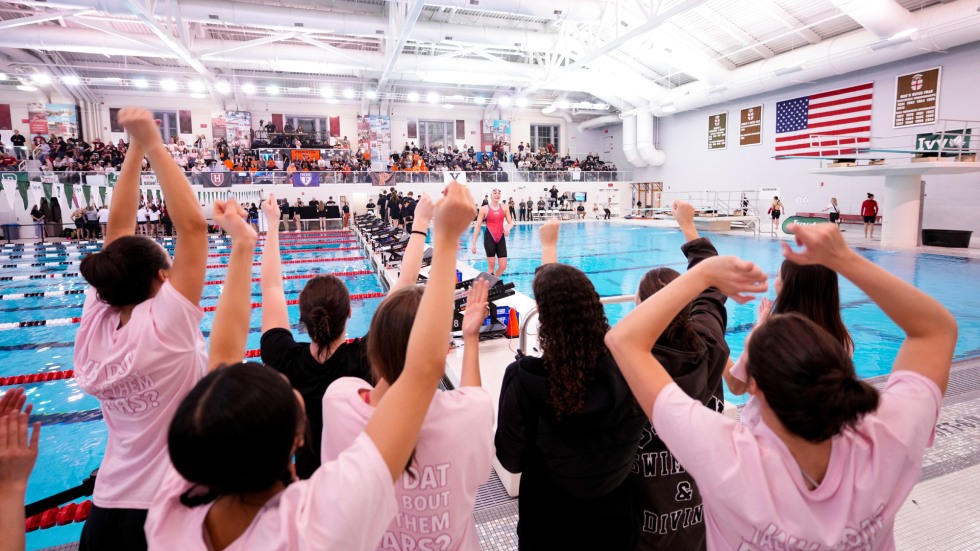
[0,389,40,489]
[434,182,477,240]
[214,198,256,242]
[693,256,768,304]
[782,223,853,270]
[0,388,27,417]
[757,296,772,324]
[461,278,490,339]
[261,194,281,222]
[413,193,435,227]
[117,107,163,150]
[671,200,696,226]
[539,218,559,247]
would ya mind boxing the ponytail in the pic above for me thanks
[747,314,879,442]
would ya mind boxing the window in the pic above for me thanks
[530,124,560,152]
[152,111,178,142]
[418,120,455,150]
[283,116,329,135]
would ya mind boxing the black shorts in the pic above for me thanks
[863,215,876,224]
[829,212,840,223]
[79,505,148,551]
[771,210,781,220]
[483,230,507,258]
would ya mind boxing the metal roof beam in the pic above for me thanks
[377,0,426,90]
[697,5,775,59]
[0,8,87,30]
[121,0,213,79]
[756,0,822,45]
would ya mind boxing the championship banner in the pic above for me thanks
[894,67,941,128]
[707,113,727,150]
[292,172,321,187]
[28,103,48,135]
[202,172,232,188]
[739,106,762,147]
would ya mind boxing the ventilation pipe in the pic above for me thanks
[635,107,666,167]
[622,114,646,168]
[828,0,914,38]
[577,115,621,132]
[424,0,605,22]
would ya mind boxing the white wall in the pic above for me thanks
[589,42,980,246]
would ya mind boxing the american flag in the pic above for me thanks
[775,82,873,157]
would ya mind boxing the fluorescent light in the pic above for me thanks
[319,87,333,98]
[889,27,917,40]
[32,73,52,85]
[407,92,419,102]
[160,79,178,91]
[442,103,453,109]
[498,96,512,107]
[451,94,464,101]
[0,73,6,81]
[295,86,311,92]
[365,90,377,99]
[214,81,231,94]
[103,77,121,82]
[266,84,280,95]
[133,78,148,88]
[16,84,38,92]
[557,99,570,109]
[63,76,81,86]
[473,96,485,105]
[426,92,439,103]
[190,92,206,99]
[241,83,256,95]
[326,98,339,104]
[188,80,205,92]
[343,89,355,99]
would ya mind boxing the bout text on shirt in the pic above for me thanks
[80,355,163,414]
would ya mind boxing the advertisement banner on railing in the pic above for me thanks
[140,174,158,186]
[291,149,321,162]
[369,172,395,187]
[202,172,232,188]
[292,172,320,187]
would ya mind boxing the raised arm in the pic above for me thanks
[459,278,489,387]
[0,388,39,551]
[539,218,559,265]
[260,195,289,333]
[104,143,143,246]
[782,223,956,393]
[208,199,258,370]
[470,206,487,254]
[607,257,767,416]
[365,181,476,481]
[673,200,700,243]
[392,194,434,293]
[118,108,208,304]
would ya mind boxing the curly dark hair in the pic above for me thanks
[532,264,610,418]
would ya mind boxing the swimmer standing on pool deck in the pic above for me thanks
[471,188,514,277]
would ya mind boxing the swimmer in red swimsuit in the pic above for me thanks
[471,188,514,276]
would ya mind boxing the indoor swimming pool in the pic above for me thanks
[7,221,980,550]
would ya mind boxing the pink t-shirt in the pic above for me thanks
[322,378,494,551]
[73,281,208,508]
[145,432,397,550]
[653,370,940,551]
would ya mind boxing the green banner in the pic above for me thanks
[82,184,91,206]
[107,172,119,186]
[0,172,16,192]
[99,186,107,206]
[782,216,832,234]
[156,189,162,203]
[42,182,53,202]
[915,129,971,152]
[16,181,29,210]
[65,184,74,208]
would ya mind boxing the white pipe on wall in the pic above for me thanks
[621,114,646,168]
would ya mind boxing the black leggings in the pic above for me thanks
[79,505,148,551]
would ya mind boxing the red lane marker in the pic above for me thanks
[205,256,365,269]
[206,245,359,258]
[203,269,373,286]
[200,292,384,313]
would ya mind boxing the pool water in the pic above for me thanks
[5,222,980,550]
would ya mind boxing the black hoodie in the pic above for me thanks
[630,237,729,551]
[496,351,646,550]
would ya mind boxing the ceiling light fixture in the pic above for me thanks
[426,92,440,103]
[296,86,311,92]
[16,84,38,92]
[103,77,121,82]
[0,73,7,81]
[343,89,355,99]
[133,78,148,88]
[498,96,512,107]
[319,87,333,98]
[365,90,378,99]
[188,80,205,92]
[451,94,464,101]
[214,81,231,94]
[515,97,528,107]
[407,92,420,102]
[32,73,52,85]
[160,79,178,91]
[473,96,485,105]
[267,84,280,95]
[241,83,256,95]
[63,76,81,86]
[556,100,570,109]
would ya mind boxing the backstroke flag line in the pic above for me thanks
[775,82,874,158]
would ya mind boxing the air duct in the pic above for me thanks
[622,114,646,168]
[635,107,665,167]
[577,115,621,132]
[828,0,914,39]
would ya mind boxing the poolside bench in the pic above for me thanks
[796,212,881,225]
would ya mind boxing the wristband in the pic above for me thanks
[411,230,427,238]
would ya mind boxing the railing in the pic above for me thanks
[518,294,636,354]
[0,169,633,186]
